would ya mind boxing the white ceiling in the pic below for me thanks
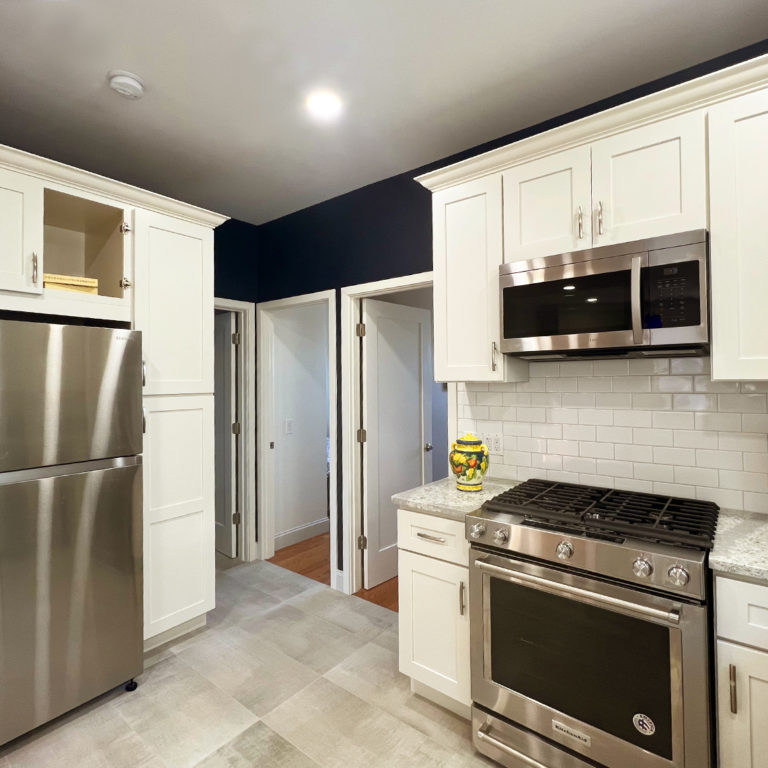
[0,1,766,225]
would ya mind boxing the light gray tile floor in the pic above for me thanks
[0,560,492,767]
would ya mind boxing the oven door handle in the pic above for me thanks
[477,726,549,768]
[474,558,681,625]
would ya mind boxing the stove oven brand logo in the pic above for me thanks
[633,713,656,736]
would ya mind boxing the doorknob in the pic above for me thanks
[424,443,433,452]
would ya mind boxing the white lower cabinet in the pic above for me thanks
[717,639,768,768]
[398,548,470,707]
[142,394,215,640]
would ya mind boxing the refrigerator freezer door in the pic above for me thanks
[0,458,143,745]
[0,321,142,471]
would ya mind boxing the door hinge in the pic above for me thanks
[356,322,366,337]
[232,331,241,345]
[357,534,368,550]
[357,428,367,443]
[232,422,241,435]
[233,512,242,525]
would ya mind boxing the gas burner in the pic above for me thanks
[483,478,720,550]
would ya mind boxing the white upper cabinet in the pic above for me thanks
[591,111,706,246]
[134,210,214,395]
[432,175,527,383]
[0,168,43,295]
[709,88,768,381]
[503,146,591,262]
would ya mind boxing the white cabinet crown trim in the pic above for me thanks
[416,53,768,192]
[0,143,227,228]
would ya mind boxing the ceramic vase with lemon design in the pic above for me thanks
[449,433,489,492]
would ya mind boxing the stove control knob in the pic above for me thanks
[469,522,486,539]
[632,558,653,578]
[493,528,509,544]
[556,541,574,560]
[667,565,690,587]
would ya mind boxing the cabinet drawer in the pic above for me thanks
[397,508,468,566]
[717,577,768,652]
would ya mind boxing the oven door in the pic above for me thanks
[470,549,710,768]
[499,252,649,354]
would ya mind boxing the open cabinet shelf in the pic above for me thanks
[43,189,127,300]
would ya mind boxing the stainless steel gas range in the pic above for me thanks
[466,479,719,768]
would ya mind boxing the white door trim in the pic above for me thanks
[340,271,458,595]
[214,297,257,562]
[256,290,339,587]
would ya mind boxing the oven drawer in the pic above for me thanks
[717,577,768,652]
[397,509,468,566]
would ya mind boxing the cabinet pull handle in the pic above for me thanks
[32,252,38,285]
[142,360,146,387]
[597,200,604,236]
[459,581,466,616]
[142,408,146,435]
[577,206,584,239]
[416,532,446,544]
[729,664,737,714]
[491,341,498,372]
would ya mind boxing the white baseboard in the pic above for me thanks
[410,679,471,720]
[274,517,330,550]
[143,614,207,652]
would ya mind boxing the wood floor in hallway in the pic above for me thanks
[267,533,399,612]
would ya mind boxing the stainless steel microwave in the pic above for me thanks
[499,230,709,358]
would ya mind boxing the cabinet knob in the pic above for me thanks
[120,222,132,233]
[120,277,133,289]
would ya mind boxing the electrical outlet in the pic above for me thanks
[284,418,294,435]
[494,433,503,453]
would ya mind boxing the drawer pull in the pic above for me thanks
[729,664,738,714]
[416,532,446,544]
[459,580,466,616]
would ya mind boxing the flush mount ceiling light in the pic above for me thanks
[305,89,343,122]
[107,70,144,99]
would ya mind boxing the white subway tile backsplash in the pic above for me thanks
[652,411,695,430]
[654,447,696,466]
[634,462,674,482]
[673,394,718,411]
[674,430,719,449]
[652,376,693,393]
[563,424,597,441]
[458,357,768,510]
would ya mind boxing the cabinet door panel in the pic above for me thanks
[717,639,768,768]
[134,211,213,394]
[503,146,591,262]
[433,176,503,382]
[0,168,43,294]
[398,549,470,705]
[709,89,768,380]
[143,395,214,639]
[591,111,706,245]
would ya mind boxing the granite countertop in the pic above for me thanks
[392,476,516,522]
[710,508,768,583]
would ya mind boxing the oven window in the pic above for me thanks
[503,271,632,339]
[489,578,673,759]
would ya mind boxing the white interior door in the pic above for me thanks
[214,311,237,558]
[362,298,432,589]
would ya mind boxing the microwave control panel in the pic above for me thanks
[643,261,701,328]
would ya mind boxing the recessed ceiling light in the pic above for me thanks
[586,297,598,303]
[107,70,144,100]
[306,89,343,122]
[563,285,575,291]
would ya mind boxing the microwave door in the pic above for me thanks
[500,252,650,354]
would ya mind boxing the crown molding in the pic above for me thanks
[0,143,228,228]
[416,53,768,192]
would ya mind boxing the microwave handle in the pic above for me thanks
[631,254,643,344]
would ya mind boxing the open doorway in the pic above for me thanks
[341,273,453,610]
[257,291,338,587]
[213,298,256,569]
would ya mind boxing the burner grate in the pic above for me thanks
[483,478,719,549]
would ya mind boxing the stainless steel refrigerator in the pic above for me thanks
[0,319,143,745]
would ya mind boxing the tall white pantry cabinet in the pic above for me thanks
[0,143,226,645]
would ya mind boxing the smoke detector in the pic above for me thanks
[107,70,144,99]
